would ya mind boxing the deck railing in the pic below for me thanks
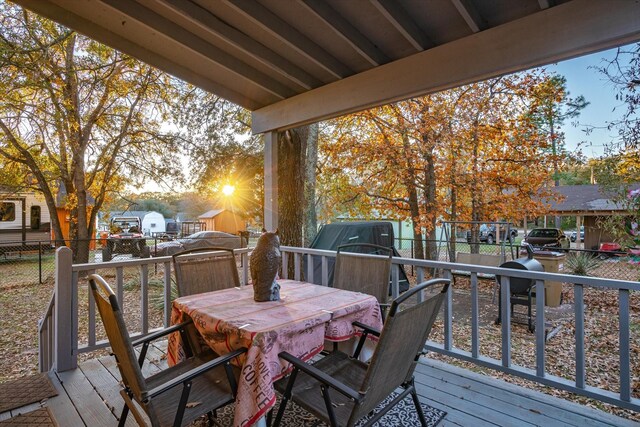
[41,245,640,413]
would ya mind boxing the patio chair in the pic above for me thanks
[88,274,246,427]
[173,247,240,297]
[273,278,450,427]
[333,243,393,317]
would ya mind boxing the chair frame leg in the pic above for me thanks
[273,369,298,427]
[410,380,428,427]
[173,381,193,427]
[361,384,412,427]
[321,385,338,427]
[118,403,130,427]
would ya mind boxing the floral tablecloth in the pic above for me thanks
[167,279,382,427]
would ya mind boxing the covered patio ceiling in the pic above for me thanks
[13,0,640,134]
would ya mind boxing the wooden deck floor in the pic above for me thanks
[1,341,635,427]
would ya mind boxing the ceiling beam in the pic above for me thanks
[299,0,389,66]
[13,0,264,109]
[450,0,486,33]
[160,0,322,90]
[252,0,640,133]
[538,0,554,9]
[370,0,432,51]
[102,0,295,99]
[224,0,352,80]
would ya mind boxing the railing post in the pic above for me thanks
[54,246,76,371]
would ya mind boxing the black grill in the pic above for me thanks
[495,244,544,332]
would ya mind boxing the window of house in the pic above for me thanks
[0,202,16,221]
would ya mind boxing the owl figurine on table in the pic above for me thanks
[250,229,281,302]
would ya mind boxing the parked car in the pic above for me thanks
[466,224,518,244]
[102,216,150,261]
[521,228,569,251]
[153,230,243,256]
[570,226,584,242]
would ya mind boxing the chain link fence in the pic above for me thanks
[3,234,639,287]
[395,236,640,282]
[1,234,249,287]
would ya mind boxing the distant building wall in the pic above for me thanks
[214,211,246,234]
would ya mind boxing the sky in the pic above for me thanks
[547,46,629,158]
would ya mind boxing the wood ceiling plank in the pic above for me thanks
[103,0,295,99]
[370,0,432,52]
[224,0,352,79]
[160,0,322,90]
[299,0,389,67]
[13,0,267,109]
[450,0,486,33]
[252,0,640,133]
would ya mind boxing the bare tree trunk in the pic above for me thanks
[470,120,481,254]
[422,140,437,260]
[399,133,424,259]
[449,184,457,262]
[278,126,307,278]
[303,123,318,247]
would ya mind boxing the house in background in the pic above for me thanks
[198,209,246,235]
[546,184,640,250]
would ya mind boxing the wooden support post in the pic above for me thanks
[54,246,76,371]
[264,130,278,230]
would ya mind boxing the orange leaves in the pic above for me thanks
[319,70,569,230]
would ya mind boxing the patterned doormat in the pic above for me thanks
[0,408,57,426]
[0,374,58,413]
[213,392,446,426]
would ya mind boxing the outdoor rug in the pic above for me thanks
[0,408,57,426]
[0,374,58,413]
[213,392,446,427]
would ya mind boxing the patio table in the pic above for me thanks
[167,279,383,427]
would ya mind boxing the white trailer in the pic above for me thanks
[141,211,165,236]
[0,192,52,248]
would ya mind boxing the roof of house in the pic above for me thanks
[547,184,640,213]
[198,209,225,219]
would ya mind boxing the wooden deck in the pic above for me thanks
[1,341,635,427]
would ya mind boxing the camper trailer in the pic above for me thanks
[0,192,51,251]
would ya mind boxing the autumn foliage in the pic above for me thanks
[320,71,566,258]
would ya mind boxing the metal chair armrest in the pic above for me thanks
[147,347,247,399]
[278,351,362,401]
[131,320,193,347]
[351,321,380,337]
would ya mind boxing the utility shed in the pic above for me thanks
[141,211,165,236]
[198,209,246,235]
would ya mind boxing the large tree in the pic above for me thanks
[0,4,182,262]
[175,86,319,250]
[320,71,561,258]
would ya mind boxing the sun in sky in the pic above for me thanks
[222,184,235,196]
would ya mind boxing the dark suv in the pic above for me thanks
[466,224,518,244]
[102,216,150,261]
[521,228,569,251]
